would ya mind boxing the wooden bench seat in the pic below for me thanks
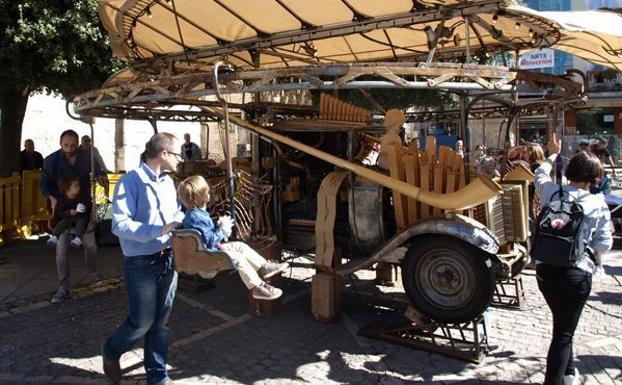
[172,229,234,279]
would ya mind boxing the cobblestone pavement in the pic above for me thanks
[0,245,621,385]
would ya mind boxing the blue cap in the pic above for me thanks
[579,139,589,145]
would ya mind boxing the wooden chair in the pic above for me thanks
[171,229,235,279]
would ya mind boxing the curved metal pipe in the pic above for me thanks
[565,68,588,95]
[208,107,502,211]
[213,61,237,231]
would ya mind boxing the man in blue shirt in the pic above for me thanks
[102,132,184,385]
[40,129,106,303]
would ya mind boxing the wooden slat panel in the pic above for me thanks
[454,155,466,215]
[425,136,436,160]
[439,145,451,168]
[387,143,408,230]
[419,151,430,219]
[404,153,419,224]
[433,164,443,215]
[446,169,457,195]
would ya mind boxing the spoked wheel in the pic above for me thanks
[401,236,494,323]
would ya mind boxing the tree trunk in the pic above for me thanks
[0,85,30,177]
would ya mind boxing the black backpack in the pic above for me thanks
[531,185,586,267]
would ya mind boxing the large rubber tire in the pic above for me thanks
[401,236,494,323]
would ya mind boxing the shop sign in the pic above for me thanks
[519,49,555,69]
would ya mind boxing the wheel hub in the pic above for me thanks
[417,250,476,310]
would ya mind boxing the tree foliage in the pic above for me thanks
[0,0,121,175]
[0,0,121,97]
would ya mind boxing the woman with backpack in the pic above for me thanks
[533,133,613,385]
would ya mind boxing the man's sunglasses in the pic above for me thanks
[166,150,183,160]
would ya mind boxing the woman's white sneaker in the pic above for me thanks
[563,368,579,385]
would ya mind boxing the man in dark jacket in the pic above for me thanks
[40,129,106,303]
[181,133,202,161]
[20,139,44,171]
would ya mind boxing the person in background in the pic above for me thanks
[40,130,105,303]
[523,143,546,173]
[80,135,111,199]
[20,139,44,171]
[455,139,464,158]
[522,143,547,226]
[577,138,591,154]
[102,133,184,385]
[591,137,617,179]
[181,133,201,162]
[534,133,613,385]
[473,144,485,157]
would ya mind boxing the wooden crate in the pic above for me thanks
[248,292,282,319]
[311,273,343,322]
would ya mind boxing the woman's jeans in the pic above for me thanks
[536,264,592,385]
[104,251,177,385]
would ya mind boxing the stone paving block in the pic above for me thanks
[1,246,622,384]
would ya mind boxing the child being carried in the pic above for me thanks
[177,175,288,300]
[47,176,92,249]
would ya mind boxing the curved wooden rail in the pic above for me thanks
[208,107,502,211]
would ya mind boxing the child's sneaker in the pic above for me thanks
[92,272,105,287]
[70,237,82,249]
[47,235,58,248]
[251,282,283,300]
[51,288,71,304]
[258,261,289,279]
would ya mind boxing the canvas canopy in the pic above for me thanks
[97,0,622,73]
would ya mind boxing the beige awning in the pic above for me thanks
[97,0,622,71]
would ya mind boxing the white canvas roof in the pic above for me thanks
[98,0,622,72]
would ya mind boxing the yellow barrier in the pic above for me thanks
[0,174,21,241]
[94,173,123,204]
[21,170,49,223]
[0,171,124,245]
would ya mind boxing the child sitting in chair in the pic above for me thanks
[47,176,91,248]
[177,175,288,300]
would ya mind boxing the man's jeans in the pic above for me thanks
[104,251,178,385]
[55,228,98,293]
[537,264,592,385]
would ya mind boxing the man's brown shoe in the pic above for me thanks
[102,350,121,385]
